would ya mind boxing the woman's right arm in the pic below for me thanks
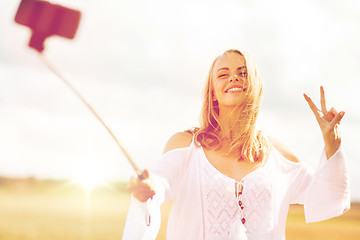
[123,132,192,239]
[127,131,193,202]
[127,169,156,202]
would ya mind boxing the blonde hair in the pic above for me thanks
[193,49,271,162]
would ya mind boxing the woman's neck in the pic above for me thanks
[217,104,256,155]
[218,104,244,139]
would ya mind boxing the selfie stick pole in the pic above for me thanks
[38,53,143,177]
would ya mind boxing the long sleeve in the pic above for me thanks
[122,175,168,240]
[122,147,190,240]
[289,147,350,223]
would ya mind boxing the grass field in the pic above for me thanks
[0,179,359,240]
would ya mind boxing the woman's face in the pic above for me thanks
[211,53,248,107]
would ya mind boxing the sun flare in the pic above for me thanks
[71,160,108,195]
[73,172,104,194]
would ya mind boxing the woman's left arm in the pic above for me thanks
[299,86,350,222]
[304,86,344,159]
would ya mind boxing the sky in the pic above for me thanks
[0,0,360,200]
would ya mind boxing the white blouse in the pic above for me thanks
[122,140,350,240]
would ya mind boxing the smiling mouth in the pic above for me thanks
[225,87,247,93]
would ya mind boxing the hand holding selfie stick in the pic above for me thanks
[14,0,145,178]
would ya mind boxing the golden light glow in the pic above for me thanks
[71,160,107,195]
[73,172,103,195]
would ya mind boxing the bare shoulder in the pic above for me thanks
[163,131,193,154]
[269,137,301,163]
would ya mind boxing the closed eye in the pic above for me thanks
[218,74,228,78]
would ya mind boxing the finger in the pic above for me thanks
[127,174,149,192]
[138,169,150,180]
[320,86,328,113]
[128,181,155,195]
[135,187,155,196]
[320,86,335,121]
[132,178,154,189]
[127,178,138,192]
[133,186,156,202]
[127,175,138,190]
[321,107,338,122]
[304,93,322,121]
[329,107,338,118]
[329,107,342,124]
[143,189,156,196]
[135,192,154,202]
[330,111,345,127]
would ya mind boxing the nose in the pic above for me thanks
[229,74,239,82]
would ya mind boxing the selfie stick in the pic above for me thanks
[39,54,143,177]
[14,0,144,178]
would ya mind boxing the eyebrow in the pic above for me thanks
[217,66,246,72]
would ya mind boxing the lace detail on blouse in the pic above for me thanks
[199,147,275,239]
[199,149,246,240]
[241,171,274,233]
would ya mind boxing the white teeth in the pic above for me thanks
[226,87,243,93]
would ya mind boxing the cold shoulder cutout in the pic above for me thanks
[163,131,193,154]
[163,133,300,163]
[269,137,301,163]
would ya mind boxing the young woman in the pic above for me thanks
[123,49,350,240]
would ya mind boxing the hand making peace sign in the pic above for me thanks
[304,86,345,159]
